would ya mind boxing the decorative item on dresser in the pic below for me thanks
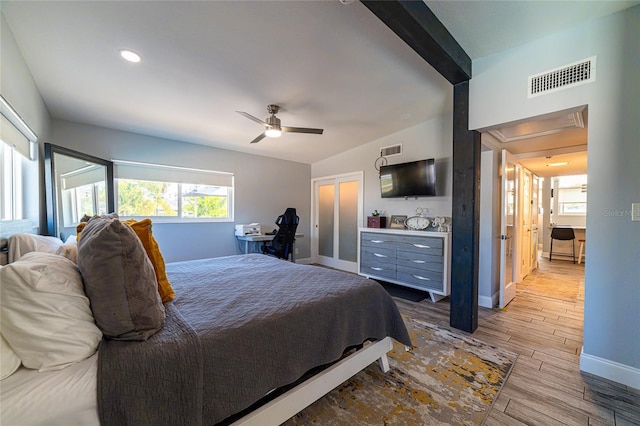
[367,211,387,228]
[358,228,451,302]
[389,215,407,229]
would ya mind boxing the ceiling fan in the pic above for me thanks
[236,104,324,144]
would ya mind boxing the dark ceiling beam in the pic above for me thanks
[361,0,471,85]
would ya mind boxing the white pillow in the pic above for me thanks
[55,243,78,264]
[8,233,63,263]
[0,334,21,380]
[0,252,102,371]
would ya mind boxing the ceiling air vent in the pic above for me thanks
[380,144,402,157]
[528,56,596,98]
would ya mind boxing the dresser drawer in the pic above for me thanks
[359,263,396,281]
[361,232,397,249]
[396,251,443,273]
[361,246,396,264]
[397,266,443,291]
[396,235,443,255]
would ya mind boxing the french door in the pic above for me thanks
[312,172,363,272]
[499,150,519,308]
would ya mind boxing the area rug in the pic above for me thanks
[284,316,517,425]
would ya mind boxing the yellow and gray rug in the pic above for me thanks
[285,316,517,425]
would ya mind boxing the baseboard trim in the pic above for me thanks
[478,294,496,308]
[580,347,640,390]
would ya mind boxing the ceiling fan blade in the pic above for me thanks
[282,126,324,135]
[236,111,267,126]
[250,132,266,144]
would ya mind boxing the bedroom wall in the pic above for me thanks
[50,120,312,262]
[469,6,640,387]
[311,115,453,221]
[0,14,52,231]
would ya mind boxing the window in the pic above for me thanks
[59,163,108,226]
[1,96,37,221]
[553,175,587,215]
[0,141,23,220]
[114,161,233,222]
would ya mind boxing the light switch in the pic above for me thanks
[633,203,640,222]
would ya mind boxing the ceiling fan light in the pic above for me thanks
[119,49,141,63]
[265,128,282,138]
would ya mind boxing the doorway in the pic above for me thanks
[311,172,363,272]
[480,106,588,305]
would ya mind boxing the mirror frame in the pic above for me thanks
[44,143,115,238]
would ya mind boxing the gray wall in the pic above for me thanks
[51,120,311,262]
[1,14,51,230]
[312,116,453,220]
[470,6,640,386]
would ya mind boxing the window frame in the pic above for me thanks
[552,175,587,217]
[0,142,24,221]
[113,162,234,223]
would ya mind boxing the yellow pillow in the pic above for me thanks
[76,222,87,240]
[122,219,175,303]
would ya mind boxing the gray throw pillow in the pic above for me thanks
[77,217,165,340]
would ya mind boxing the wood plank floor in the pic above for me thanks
[393,257,640,425]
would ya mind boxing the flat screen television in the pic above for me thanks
[380,159,436,198]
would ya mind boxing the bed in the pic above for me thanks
[0,219,411,425]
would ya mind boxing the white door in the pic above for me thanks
[312,172,363,272]
[521,169,532,277]
[531,174,540,271]
[499,150,519,308]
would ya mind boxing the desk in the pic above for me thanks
[236,233,303,262]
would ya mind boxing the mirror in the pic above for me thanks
[44,143,114,239]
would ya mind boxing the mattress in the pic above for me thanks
[0,353,99,425]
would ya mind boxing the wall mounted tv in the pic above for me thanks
[380,159,436,198]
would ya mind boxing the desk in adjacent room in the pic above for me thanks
[236,233,303,262]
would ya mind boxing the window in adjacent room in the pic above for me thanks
[552,174,587,216]
[114,160,234,222]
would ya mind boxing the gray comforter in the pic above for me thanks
[98,254,411,425]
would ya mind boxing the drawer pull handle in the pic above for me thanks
[413,244,431,249]
[371,267,384,271]
[412,274,430,281]
[370,240,385,244]
[411,260,426,264]
[374,253,387,258]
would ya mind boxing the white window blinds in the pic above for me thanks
[1,114,31,159]
[62,165,107,190]
[113,160,233,187]
[0,95,37,160]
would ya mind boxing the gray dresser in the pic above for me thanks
[358,228,451,302]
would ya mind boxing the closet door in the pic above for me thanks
[312,172,363,272]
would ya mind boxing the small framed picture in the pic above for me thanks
[390,215,407,229]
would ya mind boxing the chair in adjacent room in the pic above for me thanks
[262,208,299,261]
[549,226,576,263]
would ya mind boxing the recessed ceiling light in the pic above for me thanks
[119,49,141,63]
[546,162,571,167]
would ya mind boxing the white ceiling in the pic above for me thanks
[2,0,638,165]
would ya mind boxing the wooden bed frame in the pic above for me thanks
[233,337,393,425]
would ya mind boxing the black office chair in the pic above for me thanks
[262,208,299,261]
[550,227,576,263]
